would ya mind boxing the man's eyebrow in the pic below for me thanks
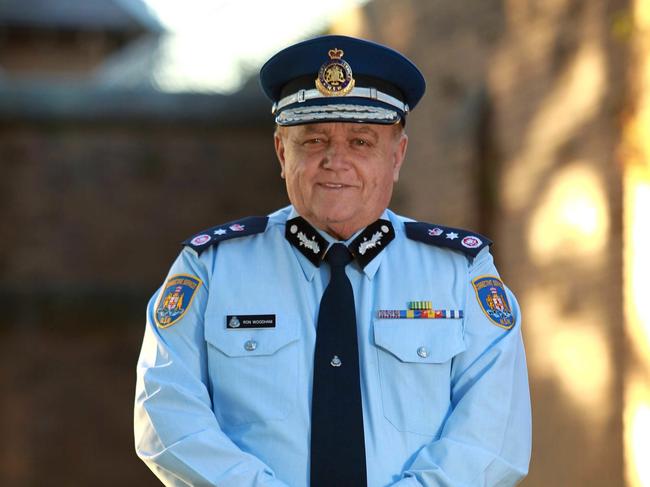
[299,125,327,134]
[350,126,379,138]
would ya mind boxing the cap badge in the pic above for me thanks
[315,48,355,97]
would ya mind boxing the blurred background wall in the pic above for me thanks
[1,0,648,485]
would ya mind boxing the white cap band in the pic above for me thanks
[272,87,409,115]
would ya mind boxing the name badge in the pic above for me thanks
[226,314,276,329]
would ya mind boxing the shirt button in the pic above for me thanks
[417,346,429,358]
[244,340,257,352]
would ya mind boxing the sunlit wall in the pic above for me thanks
[624,1,650,485]
[489,0,626,485]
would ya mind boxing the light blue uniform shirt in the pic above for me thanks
[135,206,531,486]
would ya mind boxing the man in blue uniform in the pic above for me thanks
[134,35,531,486]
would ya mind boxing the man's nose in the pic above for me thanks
[321,141,350,169]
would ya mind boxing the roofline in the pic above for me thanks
[0,0,166,34]
[0,82,270,126]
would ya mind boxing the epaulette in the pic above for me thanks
[182,216,269,255]
[404,221,492,258]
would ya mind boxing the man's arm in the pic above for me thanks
[134,248,290,487]
[392,248,532,487]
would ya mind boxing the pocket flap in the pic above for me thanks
[205,312,299,357]
[373,319,466,363]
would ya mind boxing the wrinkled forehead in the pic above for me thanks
[291,123,380,135]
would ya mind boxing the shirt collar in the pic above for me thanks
[285,207,394,281]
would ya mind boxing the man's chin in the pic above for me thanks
[318,212,357,227]
[317,214,370,240]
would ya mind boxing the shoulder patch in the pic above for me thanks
[182,216,269,255]
[155,274,202,328]
[404,221,492,258]
[471,275,514,329]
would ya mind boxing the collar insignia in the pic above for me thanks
[315,47,355,97]
[285,217,329,266]
[349,219,395,269]
[285,217,394,269]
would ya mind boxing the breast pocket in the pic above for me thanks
[204,313,299,426]
[373,319,466,435]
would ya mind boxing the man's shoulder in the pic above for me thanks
[392,213,492,259]
[181,207,291,255]
[181,216,270,255]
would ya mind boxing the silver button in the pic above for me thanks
[417,346,429,358]
[244,340,257,352]
[330,355,342,367]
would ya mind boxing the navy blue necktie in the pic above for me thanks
[310,243,367,486]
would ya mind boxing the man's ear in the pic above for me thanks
[274,130,286,179]
[392,133,408,182]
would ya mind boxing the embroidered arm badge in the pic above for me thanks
[155,274,202,328]
[472,275,514,330]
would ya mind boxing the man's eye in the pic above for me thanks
[352,138,370,147]
[303,138,324,145]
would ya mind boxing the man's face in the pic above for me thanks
[275,122,408,240]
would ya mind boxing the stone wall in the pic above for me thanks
[0,120,284,485]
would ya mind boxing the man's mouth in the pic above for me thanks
[318,182,354,189]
